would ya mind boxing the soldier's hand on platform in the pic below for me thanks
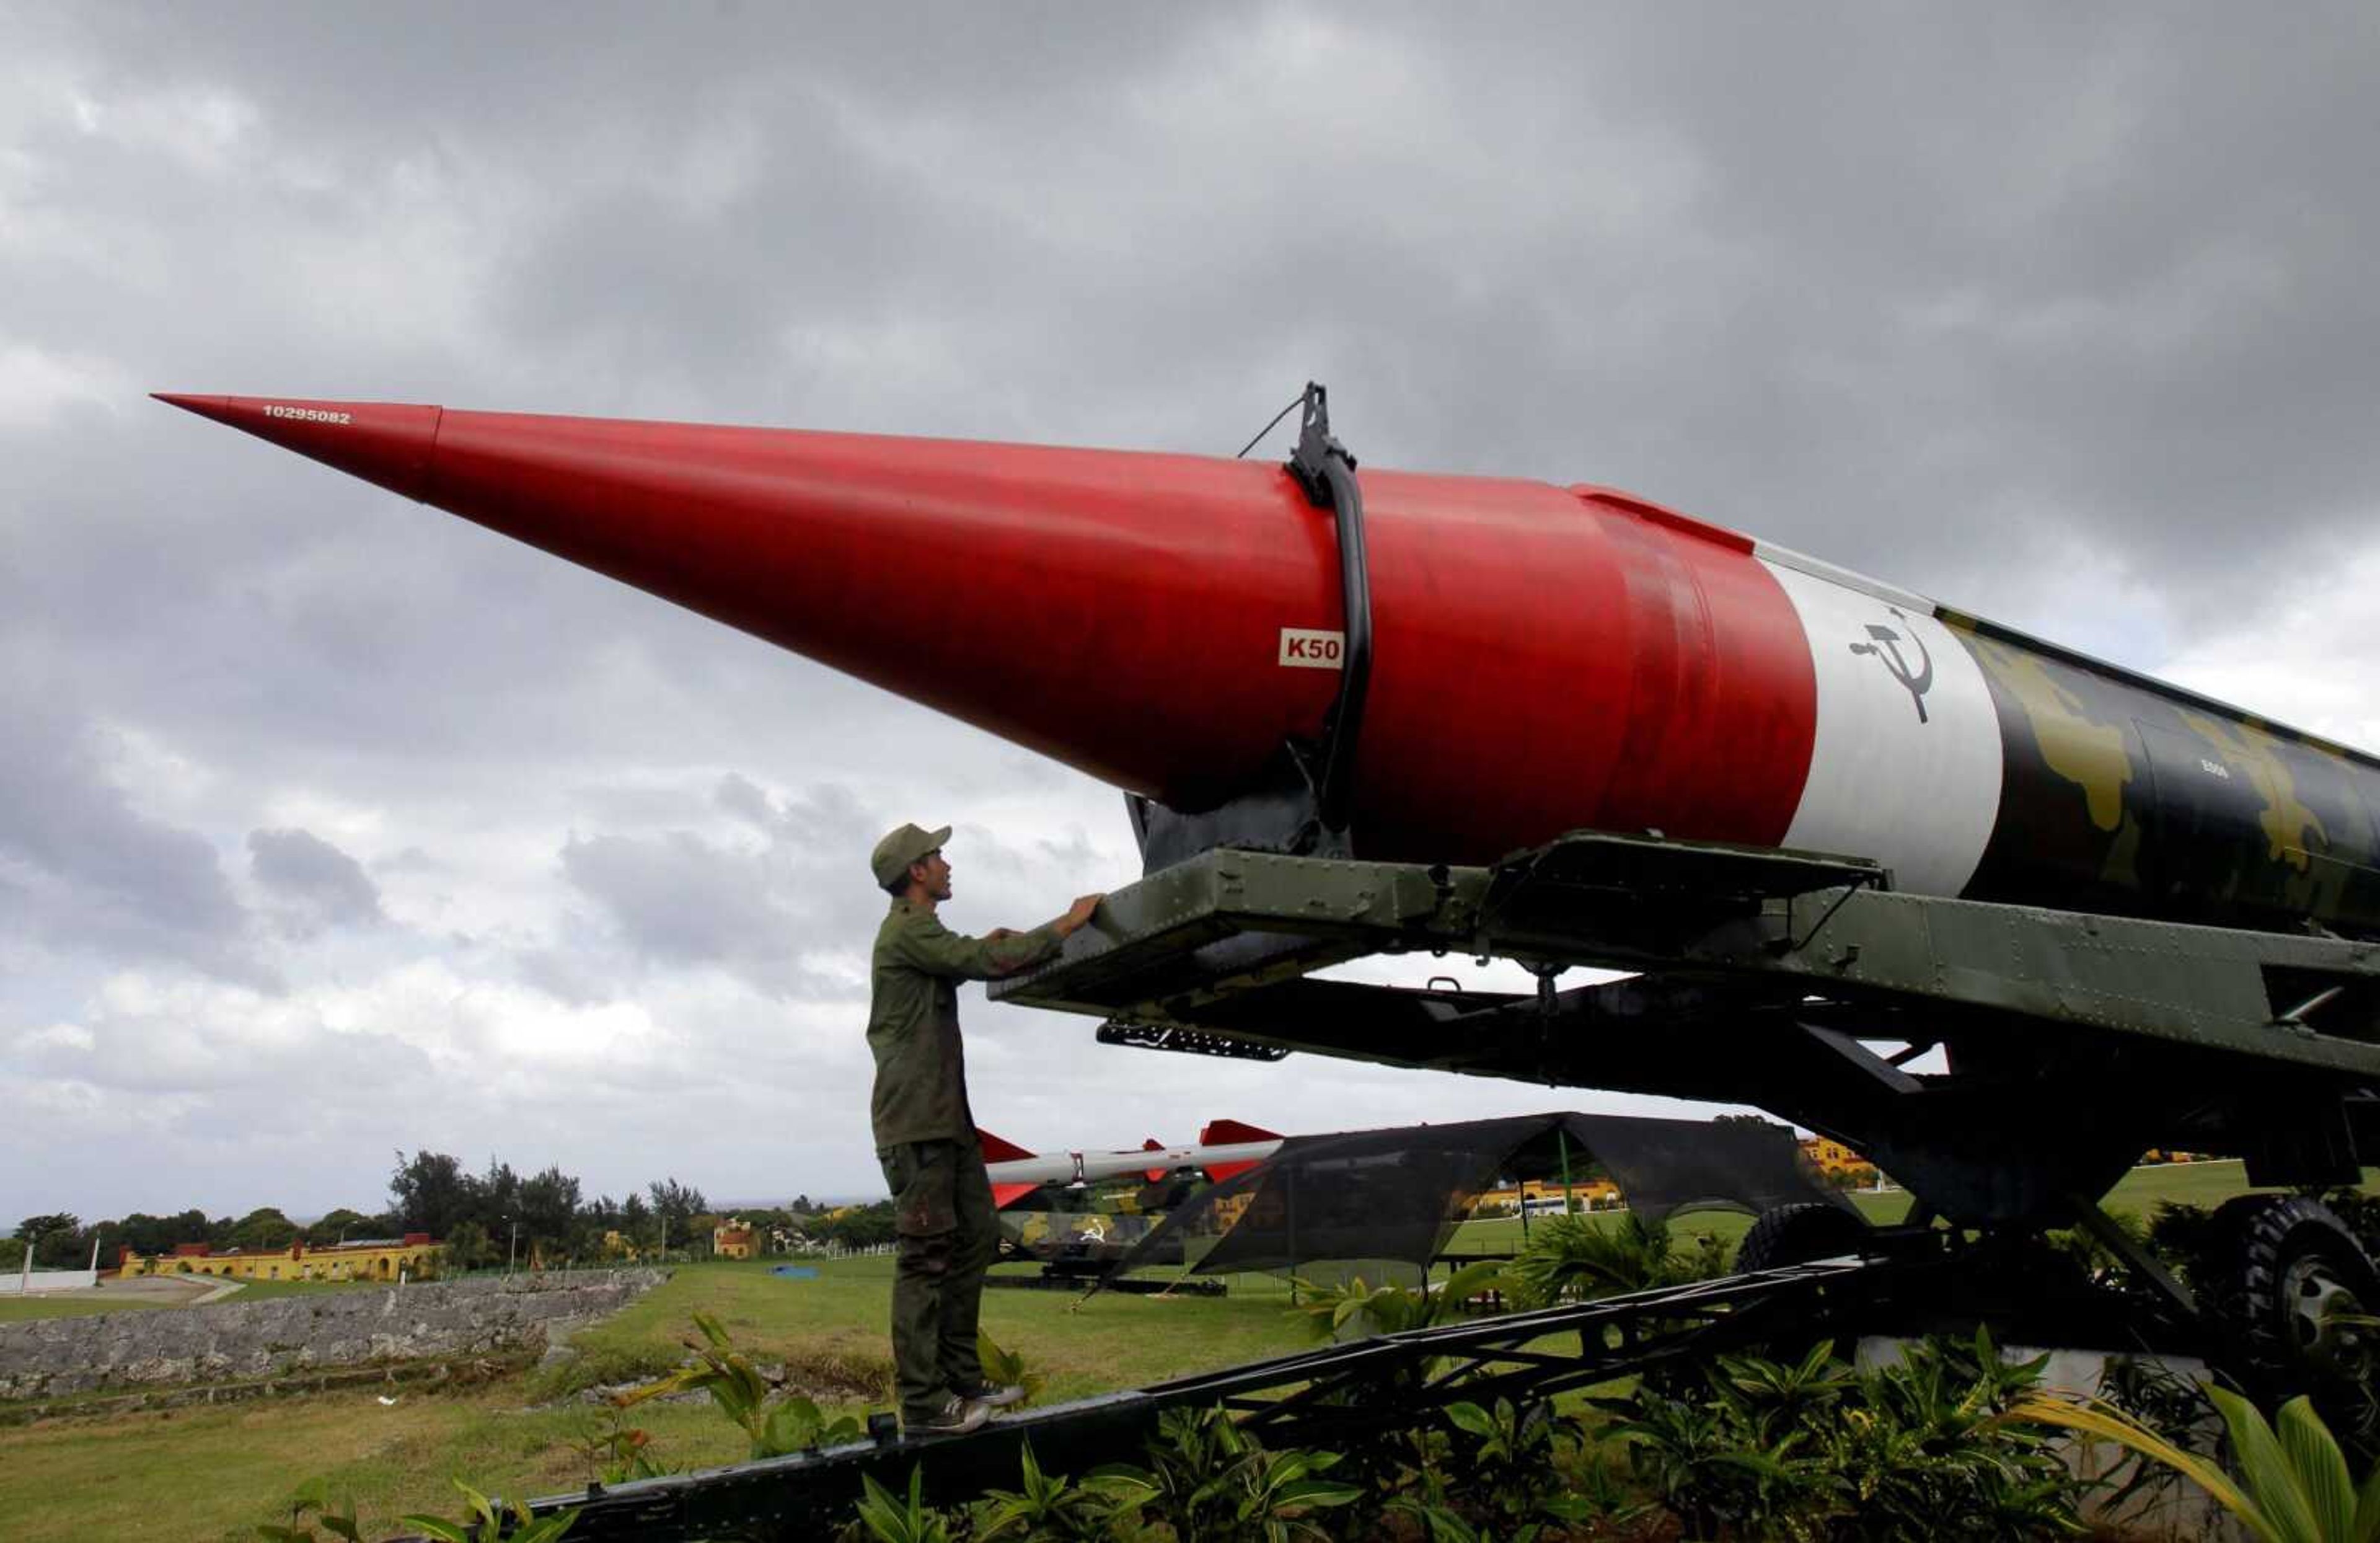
[1059,893,1105,935]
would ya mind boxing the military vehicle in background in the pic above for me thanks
[976,1124,1276,1290]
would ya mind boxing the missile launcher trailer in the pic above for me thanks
[159,386,2380,1536]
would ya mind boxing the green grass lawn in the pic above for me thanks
[224,1277,393,1301]
[0,1255,1320,1541]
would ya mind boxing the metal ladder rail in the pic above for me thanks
[519,1257,1882,1541]
[1200,1258,1879,1443]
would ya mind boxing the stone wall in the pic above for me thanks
[0,1269,664,1400]
[0,1267,98,1296]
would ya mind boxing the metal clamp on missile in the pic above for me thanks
[1124,381,1372,877]
[1285,381,1372,841]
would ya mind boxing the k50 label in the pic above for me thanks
[1277,628,1345,669]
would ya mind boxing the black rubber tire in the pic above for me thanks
[1735,1203,1872,1272]
[2214,1195,2380,1403]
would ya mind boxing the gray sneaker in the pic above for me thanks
[904,1393,990,1436]
[953,1380,1026,1409]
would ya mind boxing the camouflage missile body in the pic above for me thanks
[1946,615,2380,935]
[995,1182,1192,1271]
[998,1208,1178,1265]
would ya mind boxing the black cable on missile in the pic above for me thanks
[1233,392,1309,460]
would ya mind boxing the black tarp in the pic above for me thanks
[1093,1111,1846,1292]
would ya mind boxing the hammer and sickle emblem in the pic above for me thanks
[1848,608,1934,723]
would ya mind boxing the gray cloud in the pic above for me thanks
[0,689,265,986]
[248,826,384,935]
[561,830,793,968]
[553,777,881,997]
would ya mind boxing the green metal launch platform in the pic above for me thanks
[505,833,2380,1541]
[997,831,2380,1226]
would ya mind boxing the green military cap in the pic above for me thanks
[870,822,951,888]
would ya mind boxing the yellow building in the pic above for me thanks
[120,1234,441,1283]
[1800,1138,1879,1184]
[713,1218,756,1260]
[1470,1177,1622,1215]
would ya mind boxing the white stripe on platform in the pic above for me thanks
[1762,560,2004,898]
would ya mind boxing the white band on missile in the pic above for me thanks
[1761,559,2004,899]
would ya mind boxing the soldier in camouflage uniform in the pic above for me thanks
[866,821,1103,1435]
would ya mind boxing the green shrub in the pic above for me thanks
[262,1476,580,1543]
[1287,1258,1512,1343]
[613,1311,863,1461]
[850,1407,1358,1543]
[1612,1330,2084,1540]
[527,1339,689,1402]
[400,1480,580,1543]
[1507,1213,1728,1308]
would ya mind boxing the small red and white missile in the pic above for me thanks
[152,393,2380,937]
[978,1120,1283,1208]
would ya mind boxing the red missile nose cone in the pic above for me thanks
[152,393,443,502]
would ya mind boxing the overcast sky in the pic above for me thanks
[4,5,2377,1226]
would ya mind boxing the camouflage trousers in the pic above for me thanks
[876,1137,995,1421]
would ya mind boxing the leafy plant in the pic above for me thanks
[257,1476,362,1542]
[1426,1395,1629,1536]
[977,1330,1046,1410]
[1287,1258,1512,1343]
[2012,1382,2380,1543]
[399,1479,580,1543]
[854,1466,955,1543]
[1121,1405,1257,1539]
[614,1310,863,1459]
[1677,1226,1732,1285]
[1506,1213,1725,1309]
[2092,1352,2222,1521]
[971,1441,1154,1541]
[562,1404,671,1485]
[1092,1405,1360,1543]
[1820,1329,2081,1541]
[1280,1256,1515,1510]
[1613,1330,2084,1541]
[1387,1488,1614,1543]
[2145,1200,2229,1294]
[2043,1206,2147,1280]
[1232,1446,1364,1541]
[1711,1339,1856,1445]
[1615,1373,1836,1539]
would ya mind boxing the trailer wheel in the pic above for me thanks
[1735,1203,1871,1271]
[2217,1195,2379,1400]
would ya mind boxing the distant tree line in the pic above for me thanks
[11,1151,897,1272]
